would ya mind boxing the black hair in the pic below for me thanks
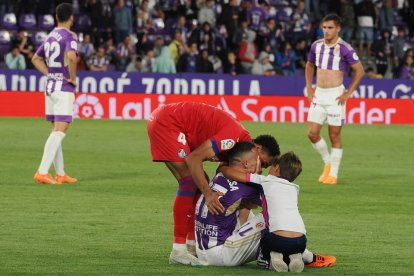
[278,151,302,182]
[322,13,342,27]
[228,142,255,166]
[253,135,280,158]
[56,3,73,23]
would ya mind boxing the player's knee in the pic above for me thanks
[307,130,319,142]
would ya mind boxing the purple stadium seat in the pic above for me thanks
[1,13,17,30]
[0,30,11,45]
[0,45,10,62]
[33,31,47,48]
[38,14,55,31]
[19,14,37,30]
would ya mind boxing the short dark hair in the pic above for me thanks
[277,151,302,182]
[228,142,255,166]
[253,134,280,158]
[56,3,73,23]
[322,13,342,26]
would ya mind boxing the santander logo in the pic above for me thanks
[74,94,104,119]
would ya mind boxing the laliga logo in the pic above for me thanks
[74,94,104,119]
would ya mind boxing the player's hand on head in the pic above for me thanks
[205,191,224,215]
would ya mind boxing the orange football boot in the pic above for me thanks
[55,174,78,184]
[34,172,56,184]
[318,164,331,183]
[306,254,336,267]
[322,176,337,185]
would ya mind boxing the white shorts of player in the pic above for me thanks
[45,91,75,123]
[196,213,266,266]
[307,85,346,126]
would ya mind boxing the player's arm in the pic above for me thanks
[305,61,315,103]
[185,140,225,215]
[31,54,48,76]
[66,50,77,87]
[337,62,364,105]
[219,166,249,183]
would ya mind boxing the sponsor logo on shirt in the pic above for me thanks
[220,139,235,150]
[178,149,186,158]
[71,41,77,50]
[353,52,359,61]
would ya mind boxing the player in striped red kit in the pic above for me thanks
[147,102,279,265]
[306,14,364,185]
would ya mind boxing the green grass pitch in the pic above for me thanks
[0,118,413,275]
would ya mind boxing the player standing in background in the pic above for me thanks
[147,102,279,265]
[306,14,364,185]
[32,3,78,185]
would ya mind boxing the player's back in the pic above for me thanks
[195,173,260,250]
[152,102,251,150]
[39,28,78,93]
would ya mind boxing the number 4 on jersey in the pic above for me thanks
[178,132,187,145]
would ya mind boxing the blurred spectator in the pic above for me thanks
[85,0,104,30]
[88,45,110,72]
[141,49,154,73]
[197,49,214,73]
[238,30,258,74]
[115,35,135,71]
[223,51,242,76]
[177,42,200,73]
[209,53,223,74]
[379,0,397,30]
[399,53,414,80]
[126,56,143,72]
[275,41,297,76]
[290,0,311,43]
[251,51,275,76]
[5,45,26,70]
[171,15,189,45]
[365,67,384,79]
[294,39,307,69]
[104,37,116,63]
[262,43,275,65]
[136,0,152,33]
[169,29,188,64]
[372,29,393,76]
[13,29,34,68]
[231,16,250,51]
[218,0,239,48]
[153,46,176,73]
[247,0,268,32]
[79,33,95,60]
[304,0,320,21]
[153,36,165,57]
[113,0,133,44]
[257,18,277,53]
[339,0,356,43]
[401,0,414,38]
[135,32,153,56]
[393,28,407,70]
[356,0,376,61]
[198,0,216,27]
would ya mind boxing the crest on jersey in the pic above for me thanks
[220,139,235,150]
[256,222,264,229]
[352,52,359,61]
[334,47,340,55]
[178,149,186,158]
[71,41,77,50]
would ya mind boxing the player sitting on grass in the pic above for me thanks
[220,151,336,272]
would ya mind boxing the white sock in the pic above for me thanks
[38,131,66,174]
[173,243,187,252]
[53,145,65,176]
[186,240,195,246]
[302,249,314,264]
[329,148,343,178]
[311,138,331,164]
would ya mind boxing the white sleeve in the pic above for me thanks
[247,173,266,185]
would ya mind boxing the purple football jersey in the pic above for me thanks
[195,173,261,250]
[307,38,359,72]
[35,27,78,93]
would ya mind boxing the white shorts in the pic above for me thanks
[307,85,346,126]
[196,213,266,266]
[45,91,75,123]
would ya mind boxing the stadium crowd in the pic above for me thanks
[1,0,414,80]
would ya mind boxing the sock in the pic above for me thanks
[312,138,331,164]
[302,249,314,264]
[38,131,66,174]
[53,145,65,176]
[329,148,343,177]
[173,176,198,247]
[172,243,187,252]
